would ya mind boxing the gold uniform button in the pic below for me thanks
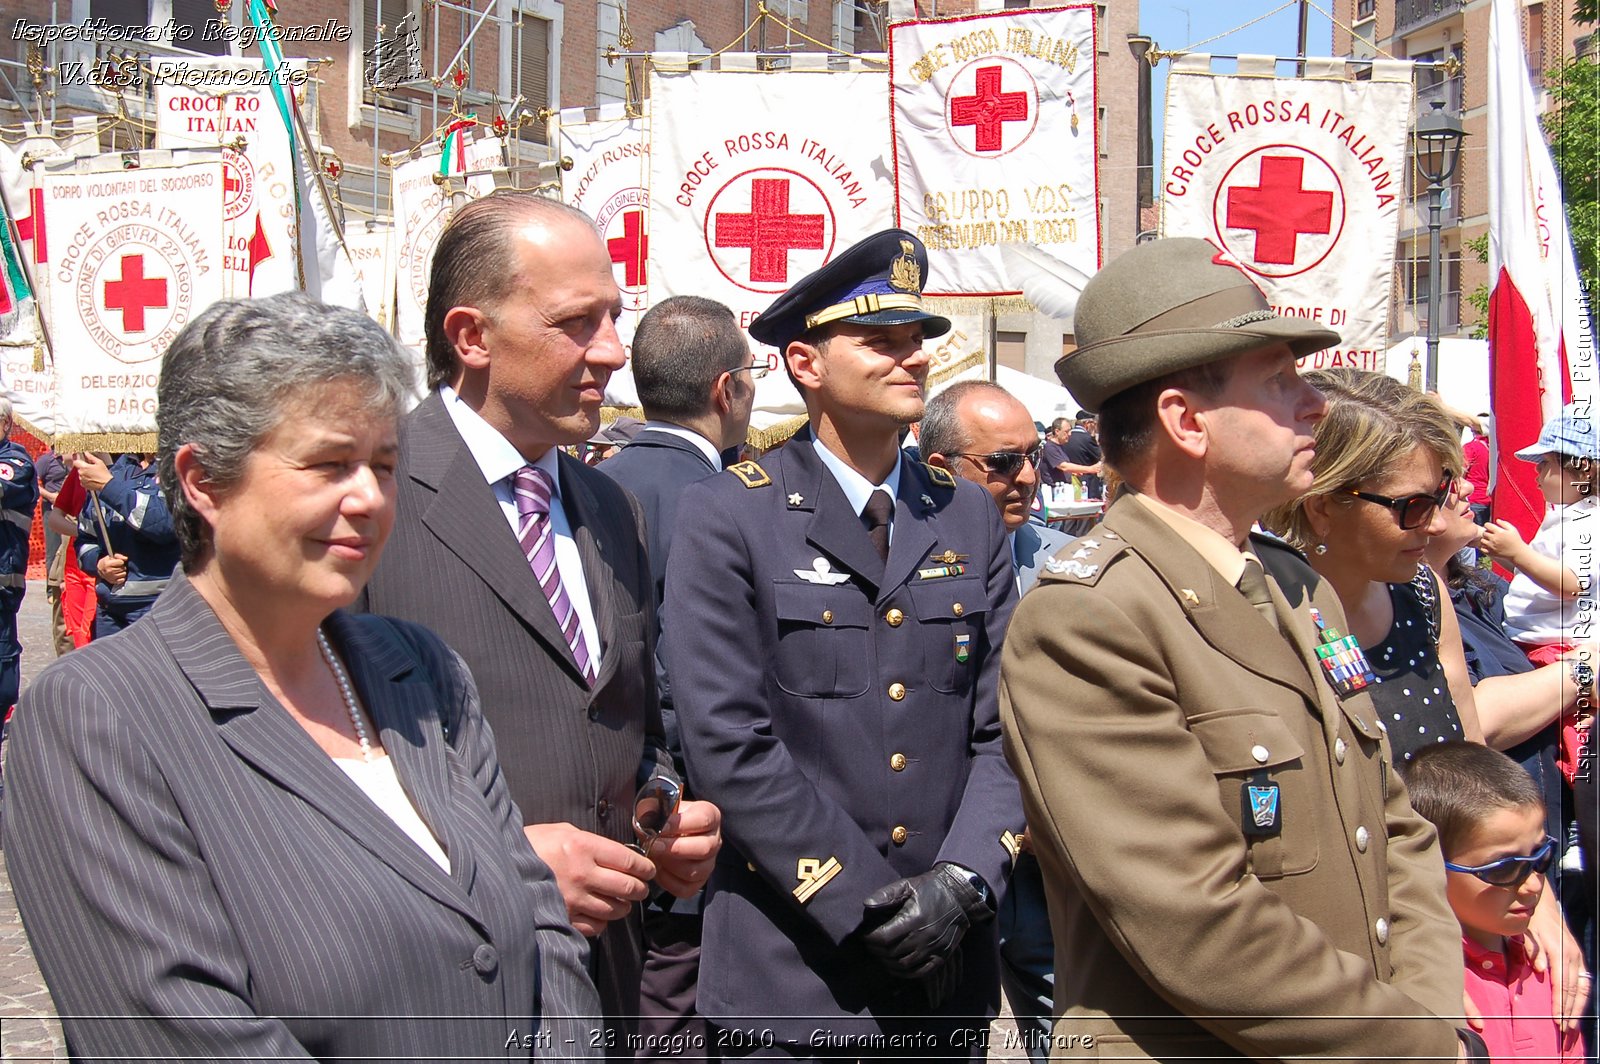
[952,602,965,617]
[890,753,908,771]
[886,608,904,627]
[888,682,906,701]
[822,609,834,624]
[891,825,909,845]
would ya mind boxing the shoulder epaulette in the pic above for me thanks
[923,462,956,488]
[727,460,771,488]
[1039,532,1129,587]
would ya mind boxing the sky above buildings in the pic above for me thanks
[1138,0,1339,169]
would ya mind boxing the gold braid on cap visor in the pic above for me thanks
[803,293,926,330]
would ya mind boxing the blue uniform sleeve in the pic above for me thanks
[96,474,176,544]
[0,448,38,520]
[76,506,105,574]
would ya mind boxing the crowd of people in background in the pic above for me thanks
[0,206,1593,1064]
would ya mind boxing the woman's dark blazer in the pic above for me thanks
[3,574,601,1060]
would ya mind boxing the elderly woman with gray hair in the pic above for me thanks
[3,293,601,1061]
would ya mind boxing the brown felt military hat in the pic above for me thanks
[1055,238,1340,412]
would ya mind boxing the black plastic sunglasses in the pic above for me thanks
[1346,472,1453,531]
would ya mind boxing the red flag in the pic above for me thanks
[246,212,273,294]
[1487,0,1596,540]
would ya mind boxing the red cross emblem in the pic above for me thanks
[951,65,1030,153]
[103,254,169,333]
[16,188,46,264]
[713,176,827,286]
[1213,146,1345,279]
[223,170,241,196]
[607,209,649,288]
[945,57,1038,157]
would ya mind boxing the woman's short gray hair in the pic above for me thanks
[156,292,414,570]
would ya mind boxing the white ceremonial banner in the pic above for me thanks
[891,7,1099,296]
[1160,57,1412,371]
[152,56,305,298]
[561,110,650,409]
[39,152,225,444]
[345,222,396,332]
[649,64,895,438]
[391,137,505,355]
[0,140,54,436]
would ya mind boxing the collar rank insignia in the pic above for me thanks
[890,239,921,293]
[1044,557,1099,579]
[1181,588,1201,607]
[793,856,842,904]
[924,463,956,488]
[795,557,852,585]
[788,492,805,506]
[727,460,771,488]
[1071,547,1096,560]
[920,493,934,507]
[1078,538,1100,550]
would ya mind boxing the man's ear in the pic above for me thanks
[1154,387,1208,461]
[925,452,954,472]
[711,370,735,415]
[442,306,493,372]
[173,443,224,527]
[787,339,823,392]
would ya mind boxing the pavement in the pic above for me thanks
[0,582,1031,1062]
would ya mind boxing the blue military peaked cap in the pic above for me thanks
[747,228,953,350]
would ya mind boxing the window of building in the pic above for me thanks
[1356,0,1376,20]
[996,331,1028,372]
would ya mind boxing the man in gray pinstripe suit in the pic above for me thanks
[359,193,722,1058]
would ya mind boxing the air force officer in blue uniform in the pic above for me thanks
[663,231,1021,1059]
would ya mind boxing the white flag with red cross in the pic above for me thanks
[648,60,895,439]
[38,152,225,446]
[559,107,650,409]
[152,56,306,300]
[391,136,505,359]
[890,6,1100,298]
[1160,56,1413,372]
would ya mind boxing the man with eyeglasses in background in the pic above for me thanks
[917,379,1068,1061]
[597,295,756,1059]
[663,229,1021,1059]
[1000,238,1485,1061]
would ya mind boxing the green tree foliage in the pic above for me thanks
[1464,234,1489,340]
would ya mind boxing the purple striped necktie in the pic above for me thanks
[512,466,597,685]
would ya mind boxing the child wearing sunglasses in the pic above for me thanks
[1407,741,1583,1063]
[1480,406,1600,786]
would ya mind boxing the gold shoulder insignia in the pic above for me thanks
[727,461,771,488]
[923,463,956,488]
[1001,830,1022,860]
[793,856,842,904]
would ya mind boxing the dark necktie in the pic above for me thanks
[1236,560,1279,633]
[863,489,894,561]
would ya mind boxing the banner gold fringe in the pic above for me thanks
[600,406,644,423]
[53,432,158,452]
[602,405,811,451]
[919,295,1040,317]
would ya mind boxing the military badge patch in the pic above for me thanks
[793,856,842,904]
[1242,773,1281,836]
[954,632,971,663]
[727,461,771,488]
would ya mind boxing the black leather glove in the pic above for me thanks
[860,863,992,978]
[915,947,964,1009]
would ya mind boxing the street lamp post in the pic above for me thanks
[1413,98,1466,393]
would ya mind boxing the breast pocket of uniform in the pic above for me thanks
[772,582,872,698]
[1187,709,1319,878]
[909,576,987,694]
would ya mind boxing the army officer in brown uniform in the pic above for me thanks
[999,239,1482,1062]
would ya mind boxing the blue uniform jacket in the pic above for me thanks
[0,438,39,582]
[662,431,1021,1038]
[76,457,180,608]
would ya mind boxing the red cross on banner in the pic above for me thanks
[714,178,825,284]
[16,188,46,264]
[608,209,648,287]
[224,170,243,196]
[950,65,1030,153]
[1225,155,1334,266]
[103,254,169,332]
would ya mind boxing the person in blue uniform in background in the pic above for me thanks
[73,452,180,636]
[0,397,37,710]
[663,230,1021,1060]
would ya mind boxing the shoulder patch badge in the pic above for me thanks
[923,463,956,488]
[727,461,771,488]
[793,856,842,904]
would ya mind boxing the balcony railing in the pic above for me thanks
[1395,0,1464,37]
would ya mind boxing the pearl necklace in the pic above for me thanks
[316,628,372,762]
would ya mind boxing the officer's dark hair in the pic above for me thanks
[423,192,599,391]
[1049,417,1071,435]
[1097,360,1236,476]
[1404,741,1543,858]
[157,292,413,570]
[632,296,749,422]
[919,380,1012,461]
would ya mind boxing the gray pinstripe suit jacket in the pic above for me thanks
[3,575,601,1061]
[357,392,675,1041]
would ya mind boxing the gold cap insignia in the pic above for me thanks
[889,240,921,294]
[793,856,843,904]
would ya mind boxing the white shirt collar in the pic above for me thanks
[811,436,902,516]
[440,386,562,495]
[642,421,722,470]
